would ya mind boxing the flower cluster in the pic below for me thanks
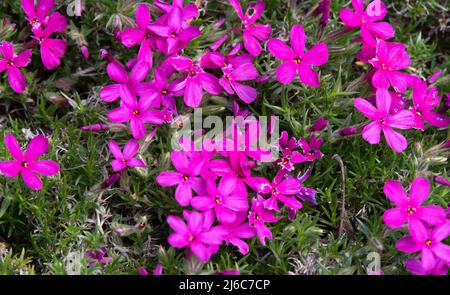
[0,0,67,93]
[156,115,322,262]
[340,0,449,152]
[382,177,449,275]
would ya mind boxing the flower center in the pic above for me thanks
[188,70,196,77]
[121,158,127,163]
[6,60,13,67]
[254,213,260,220]
[132,109,140,116]
[31,18,39,25]
[215,197,221,204]
[381,63,389,70]
[407,207,416,215]
[170,32,177,38]
[21,161,28,168]
[161,89,168,95]
[182,175,189,181]
[225,74,232,80]
[293,57,302,64]
[379,118,385,125]
[425,239,432,246]
[188,235,194,242]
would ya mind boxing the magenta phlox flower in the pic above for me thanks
[410,81,450,130]
[229,0,271,56]
[268,24,328,86]
[107,88,165,139]
[0,134,60,190]
[147,4,200,56]
[120,3,154,65]
[0,41,32,93]
[156,150,207,206]
[170,56,223,108]
[354,88,415,152]
[108,139,147,172]
[167,210,224,262]
[339,0,395,46]
[248,195,279,245]
[30,12,67,70]
[247,169,302,211]
[396,219,450,271]
[191,176,249,224]
[217,212,255,254]
[100,60,151,103]
[369,40,418,92]
[382,177,446,230]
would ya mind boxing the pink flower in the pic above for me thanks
[21,0,54,29]
[108,139,147,172]
[296,134,324,162]
[434,176,450,187]
[0,41,32,93]
[219,64,259,104]
[409,81,450,130]
[191,177,249,224]
[217,213,255,254]
[382,177,446,230]
[80,45,89,60]
[0,134,60,190]
[100,60,151,103]
[170,56,222,108]
[247,170,302,211]
[31,12,67,70]
[369,40,417,92]
[120,4,154,65]
[268,24,328,86]
[339,0,395,46]
[167,210,224,262]
[397,219,450,271]
[278,131,299,157]
[139,66,182,111]
[156,151,206,206]
[107,88,164,139]
[248,195,279,246]
[339,127,358,137]
[85,247,112,267]
[310,117,329,132]
[200,50,253,71]
[153,264,163,275]
[354,88,415,152]
[229,0,271,56]
[147,5,201,56]
[138,267,149,276]
[428,69,442,84]
[405,258,448,275]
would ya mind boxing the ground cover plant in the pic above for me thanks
[0,0,448,275]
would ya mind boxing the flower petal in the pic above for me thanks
[276,61,297,84]
[25,134,49,161]
[4,134,23,160]
[21,169,43,190]
[29,160,59,176]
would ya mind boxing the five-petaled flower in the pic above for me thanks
[108,139,147,172]
[0,41,32,93]
[354,88,415,152]
[382,177,446,231]
[0,134,60,190]
[268,24,328,86]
